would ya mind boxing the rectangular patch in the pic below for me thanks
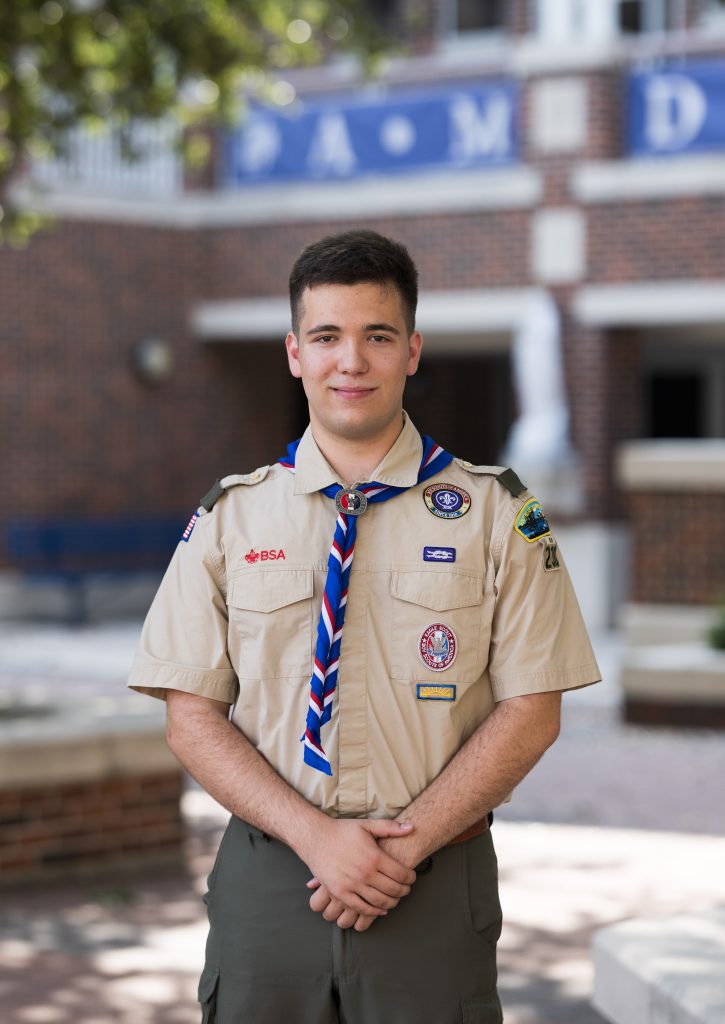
[181,512,199,542]
[423,546,456,563]
[416,684,457,701]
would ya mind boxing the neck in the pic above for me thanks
[311,414,405,485]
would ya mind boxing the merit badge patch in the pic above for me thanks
[416,684,457,701]
[541,536,561,572]
[418,623,457,671]
[514,498,551,543]
[181,512,199,543]
[423,546,456,563]
[424,483,471,520]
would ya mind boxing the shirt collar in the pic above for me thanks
[293,411,424,496]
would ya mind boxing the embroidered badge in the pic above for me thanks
[514,498,551,543]
[424,483,471,520]
[181,512,199,543]
[423,546,456,563]
[416,684,457,701]
[541,536,561,572]
[419,623,457,671]
[245,548,285,563]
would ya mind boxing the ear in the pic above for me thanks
[406,331,423,376]
[285,332,302,379]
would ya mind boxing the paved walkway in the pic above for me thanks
[2,623,725,1023]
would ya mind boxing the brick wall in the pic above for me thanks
[630,492,725,605]
[0,769,184,885]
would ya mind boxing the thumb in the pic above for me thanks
[362,819,414,838]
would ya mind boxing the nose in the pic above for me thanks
[337,337,368,374]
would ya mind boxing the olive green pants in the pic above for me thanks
[199,817,503,1024]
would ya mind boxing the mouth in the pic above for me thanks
[330,386,376,399]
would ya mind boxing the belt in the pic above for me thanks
[446,811,493,847]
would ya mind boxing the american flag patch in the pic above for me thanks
[181,512,199,542]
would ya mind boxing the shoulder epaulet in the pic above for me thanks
[495,467,527,498]
[453,459,527,498]
[198,465,270,514]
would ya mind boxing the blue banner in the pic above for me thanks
[224,81,517,185]
[629,60,725,156]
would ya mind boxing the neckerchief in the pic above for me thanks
[279,433,452,775]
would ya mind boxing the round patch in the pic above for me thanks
[418,623,458,672]
[423,483,471,520]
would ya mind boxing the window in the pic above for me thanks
[616,0,682,35]
[642,342,725,439]
[440,0,506,37]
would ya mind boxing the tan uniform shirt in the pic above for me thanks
[129,414,601,819]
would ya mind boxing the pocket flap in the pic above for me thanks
[228,568,313,613]
[391,570,483,611]
[197,963,219,1004]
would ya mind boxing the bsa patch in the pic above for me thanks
[541,536,561,572]
[424,483,471,520]
[245,548,286,563]
[423,546,456,563]
[181,512,199,543]
[416,684,457,701]
[418,623,457,671]
[514,498,551,543]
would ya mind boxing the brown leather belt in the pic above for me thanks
[447,812,492,846]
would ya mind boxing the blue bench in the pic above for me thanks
[5,518,183,622]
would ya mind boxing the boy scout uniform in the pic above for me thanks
[129,413,600,1024]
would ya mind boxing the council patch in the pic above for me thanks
[514,498,551,543]
[423,483,471,520]
[418,623,457,671]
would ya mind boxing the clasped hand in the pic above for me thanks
[303,818,418,933]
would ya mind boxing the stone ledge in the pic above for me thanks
[0,694,174,789]
[593,908,725,1024]
[615,440,725,492]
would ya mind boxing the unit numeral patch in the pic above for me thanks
[541,536,561,572]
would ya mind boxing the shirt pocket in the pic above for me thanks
[227,567,314,680]
[389,569,487,683]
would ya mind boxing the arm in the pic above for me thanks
[165,689,416,916]
[309,690,561,929]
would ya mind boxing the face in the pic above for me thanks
[285,281,422,446]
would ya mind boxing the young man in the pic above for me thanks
[129,230,601,1023]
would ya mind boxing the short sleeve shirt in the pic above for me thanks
[129,414,601,818]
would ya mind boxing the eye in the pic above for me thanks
[313,334,335,344]
[370,334,392,343]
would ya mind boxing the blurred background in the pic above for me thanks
[1,2,725,1023]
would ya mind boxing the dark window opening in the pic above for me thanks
[647,372,703,438]
[456,0,505,32]
[619,0,644,33]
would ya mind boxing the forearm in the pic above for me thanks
[165,689,322,859]
[381,691,562,865]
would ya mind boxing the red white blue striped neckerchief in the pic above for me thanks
[279,434,453,775]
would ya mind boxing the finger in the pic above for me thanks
[369,872,412,899]
[309,888,332,913]
[363,820,414,839]
[354,914,377,932]
[322,898,347,923]
[375,853,417,886]
[336,909,359,930]
[358,884,401,911]
[306,877,321,890]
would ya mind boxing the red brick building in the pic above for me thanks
[2,0,725,628]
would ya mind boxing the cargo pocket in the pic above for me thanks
[389,569,488,681]
[198,964,219,1024]
[227,567,314,680]
[461,989,503,1023]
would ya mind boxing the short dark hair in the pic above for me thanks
[289,230,419,335]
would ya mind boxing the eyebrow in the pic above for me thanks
[305,322,401,336]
